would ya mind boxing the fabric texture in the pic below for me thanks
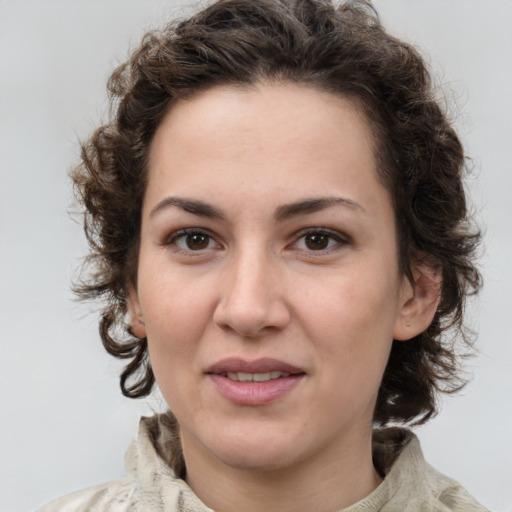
[38,414,488,512]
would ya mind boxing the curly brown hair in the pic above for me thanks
[74,0,481,425]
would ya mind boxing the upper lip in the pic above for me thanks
[206,358,305,375]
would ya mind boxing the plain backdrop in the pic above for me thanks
[1,1,511,511]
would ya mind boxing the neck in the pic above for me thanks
[182,428,382,512]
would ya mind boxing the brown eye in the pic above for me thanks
[169,230,220,252]
[293,229,347,253]
[304,233,330,250]
[186,233,210,250]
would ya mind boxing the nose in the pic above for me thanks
[213,248,291,338]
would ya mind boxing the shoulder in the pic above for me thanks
[36,478,136,512]
[370,428,489,512]
[423,463,489,512]
[36,414,208,512]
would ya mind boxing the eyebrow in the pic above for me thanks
[275,197,365,221]
[150,197,225,220]
[149,196,365,221]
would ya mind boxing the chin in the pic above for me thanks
[215,444,299,472]
[202,424,308,472]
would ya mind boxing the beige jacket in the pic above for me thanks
[38,415,488,512]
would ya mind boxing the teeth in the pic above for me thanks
[224,371,291,382]
[252,372,271,382]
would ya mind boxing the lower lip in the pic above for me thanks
[209,374,304,405]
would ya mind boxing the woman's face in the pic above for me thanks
[130,83,413,473]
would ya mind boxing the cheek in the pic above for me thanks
[143,294,207,414]
[298,270,398,331]
[287,271,399,427]
[138,252,214,334]
[138,269,215,381]
[293,268,399,365]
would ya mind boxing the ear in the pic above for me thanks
[127,285,147,339]
[393,261,442,341]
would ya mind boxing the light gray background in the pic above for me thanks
[1,1,511,511]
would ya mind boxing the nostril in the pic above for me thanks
[213,301,277,337]
[213,265,291,335]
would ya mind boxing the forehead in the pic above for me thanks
[152,82,376,152]
[145,82,387,218]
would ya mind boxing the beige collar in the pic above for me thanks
[124,414,486,512]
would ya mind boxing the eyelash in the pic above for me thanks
[162,227,349,255]
[163,228,221,254]
[291,228,349,254]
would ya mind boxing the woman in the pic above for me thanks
[39,0,486,510]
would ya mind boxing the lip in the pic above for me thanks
[207,357,304,375]
[206,358,306,406]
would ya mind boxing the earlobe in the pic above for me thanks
[393,263,442,341]
[127,285,147,339]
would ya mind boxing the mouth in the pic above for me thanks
[206,358,306,405]
[206,357,305,379]
[219,371,293,382]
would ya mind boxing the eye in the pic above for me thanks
[166,229,221,252]
[293,229,347,252]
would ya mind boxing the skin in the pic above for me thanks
[128,83,439,512]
